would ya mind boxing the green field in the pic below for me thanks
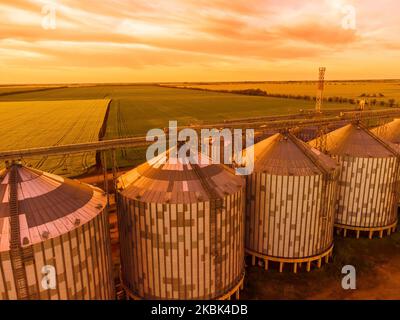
[0,85,63,96]
[0,99,109,176]
[1,83,390,172]
[0,84,354,168]
[0,84,351,134]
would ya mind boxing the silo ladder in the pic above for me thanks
[8,165,30,300]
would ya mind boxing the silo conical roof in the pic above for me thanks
[309,123,397,157]
[371,119,400,144]
[117,148,244,204]
[246,133,337,176]
[0,165,106,251]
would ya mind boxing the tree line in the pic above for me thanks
[179,86,399,108]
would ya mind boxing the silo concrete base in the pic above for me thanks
[246,245,334,273]
[121,273,245,301]
[335,220,397,239]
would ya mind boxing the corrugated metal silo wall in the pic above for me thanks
[245,173,337,258]
[0,210,114,300]
[335,155,399,228]
[117,188,245,300]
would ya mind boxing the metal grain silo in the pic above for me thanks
[0,163,114,300]
[309,123,400,239]
[116,149,245,300]
[244,133,338,273]
[372,119,400,208]
[372,119,400,146]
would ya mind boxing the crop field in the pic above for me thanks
[0,85,63,96]
[0,84,350,132]
[0,84,358,169]
[0,99,110,176]
[0,84,367,171]
[172,80,400,106]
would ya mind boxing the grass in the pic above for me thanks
[0,99,109,176]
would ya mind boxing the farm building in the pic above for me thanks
[243,133,338,272]
[0,163,114,300]
[309,123,400,238]
[116,148,246,300]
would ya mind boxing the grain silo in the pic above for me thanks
[0,163,114,300]
[243,133,338,273]
[309,123,400,239]
[116,148,245,300]
[372,119,400,208]
[371,119,400,145]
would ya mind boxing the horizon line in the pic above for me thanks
[1,78,400,87]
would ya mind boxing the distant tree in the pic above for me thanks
[229,88,267,96]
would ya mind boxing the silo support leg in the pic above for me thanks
[279,262,284,273]
[293,263,297,274]
[387,229,391,236]
[325,254,329,263]
[306,261,311,272]
[251,255,256,266]
[111,149,118,190]
[317,258,322,269]
[264,260,268,271]
[235,290,240,300]
[356,231,360,239]
[101,151,109,206]
[369,231,373,239]
[379,230,383,238]
[343,229,347,237]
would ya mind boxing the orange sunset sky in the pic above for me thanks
[0,0,399,83]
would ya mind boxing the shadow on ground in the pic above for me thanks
[242,229,400,299]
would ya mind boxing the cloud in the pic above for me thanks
[278,22,359,46]
[0,0,399,82]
